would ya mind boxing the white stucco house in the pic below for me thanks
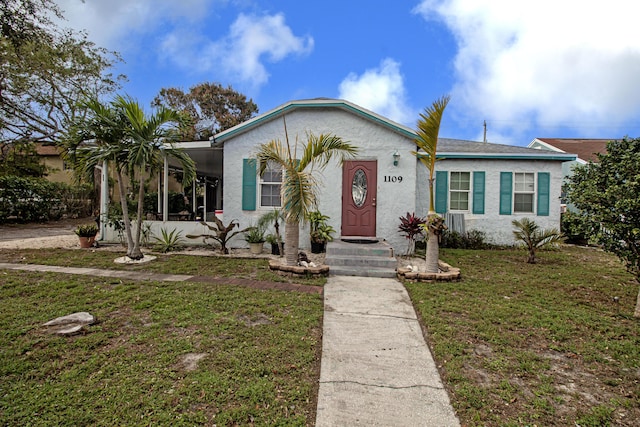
[101,98,576,253]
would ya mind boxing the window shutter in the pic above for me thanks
[472,171,485,214]
[537,172,550,216]
[499,172,512,215]
[242,159,257,211]
[435,171,448,214]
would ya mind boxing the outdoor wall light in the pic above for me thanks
[393,150,400,166]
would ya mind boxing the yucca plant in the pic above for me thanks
[152,228,183,253]
[512,217,564,263]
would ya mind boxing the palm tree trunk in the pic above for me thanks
[425,212,440,273]
[116,169,136,257]
[128,173,146,260]
[634,286,640,318]
[284,219,299,266]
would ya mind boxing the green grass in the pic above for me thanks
[0,270,322,426]
[0,248,326,287]
[406,246,640,426]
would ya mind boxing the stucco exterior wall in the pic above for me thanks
[416,158,564,245]
[223,107,417,253]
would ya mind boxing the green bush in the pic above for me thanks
[441,229,488,249]
[561,210,590,245]
[0,176,95,224]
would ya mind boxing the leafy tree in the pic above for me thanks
[0,142,46,177]
[63,95,195,260]
[255,121,358,266]
[411,95,450,273]
[566,137,640,317]
[152,82,258,140]
[512,217,564,264]
[0,0,122,147]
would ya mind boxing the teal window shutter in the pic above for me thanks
[537,172,550,216]
[242,159,257,211]
[472,171,485,214]
[435,171,448,214]
[499,172,512,215]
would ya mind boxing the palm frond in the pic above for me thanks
[414,95,450,174]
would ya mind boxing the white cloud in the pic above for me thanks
[55,0,212,49]
[204,13,314,86]
[160,13,313,88]
[338,59,414,126]
[414,0,640,139]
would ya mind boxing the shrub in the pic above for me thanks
[561,210,590,245]
[441,229,488,249]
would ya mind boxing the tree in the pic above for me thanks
[512,217,564,264]
[152,82,258,140]
[411,95,450,273]
[254,120,358,266]
[566,137,640,317]
[0,142,46,177]
[63,95,195,260]
[0,0,122,147]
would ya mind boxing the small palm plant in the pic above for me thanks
[512,218,564,263]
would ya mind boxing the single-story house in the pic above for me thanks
[101,98,576,253]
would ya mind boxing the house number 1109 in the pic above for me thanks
[384,175,403,183]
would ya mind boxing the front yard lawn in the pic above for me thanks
[407,246,640,426]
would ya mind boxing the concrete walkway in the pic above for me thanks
[316,275,459,426]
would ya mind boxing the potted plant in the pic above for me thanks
[266,233,284,255]
[308,211,334,253]
[244,225,266,254]
[74,223,99,248]
[258,208,285,257]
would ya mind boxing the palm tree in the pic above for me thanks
[63,95,195,260]
[255,124,358,266]
[512,218,564,263]
[411,95,450,273]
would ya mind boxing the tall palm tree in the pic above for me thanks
[411,95,450,273]
[63,95,195,260]
[255,124,358,266]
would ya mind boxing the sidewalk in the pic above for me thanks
[316,275,459,426]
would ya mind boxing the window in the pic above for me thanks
[259,162,282,207]
[449,172,470,211]
[514,172,535,213]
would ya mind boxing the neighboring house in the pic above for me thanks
[214,99,575,252]
[528,138,610,210]
[35,143,74,184]
[101,99,575,251]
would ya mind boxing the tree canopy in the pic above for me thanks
[0,0,123,147]
[152,82,258,140]
[566,137,640,316]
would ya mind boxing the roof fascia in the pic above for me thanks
[214,99,417,142]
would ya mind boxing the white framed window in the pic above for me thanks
[514,172,535,213]
[449,171,470,211]
[259,161,282,207]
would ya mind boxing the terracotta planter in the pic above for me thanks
[78,236,96,248]
[249,242,264,254]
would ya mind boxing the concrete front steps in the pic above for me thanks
[325,238,397,278]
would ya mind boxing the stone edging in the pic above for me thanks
[268,259,330,276]
[396,260,461,282]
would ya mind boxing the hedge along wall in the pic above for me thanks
[0,176,95,223]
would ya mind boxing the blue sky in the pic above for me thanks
[56,0,640,146]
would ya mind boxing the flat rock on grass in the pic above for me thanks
[42,311,96,336]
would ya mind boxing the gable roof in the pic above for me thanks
[529,138,610,162]
[214,98,416,142]
[214,98,576,161]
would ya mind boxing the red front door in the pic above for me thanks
[341,160,377,237]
